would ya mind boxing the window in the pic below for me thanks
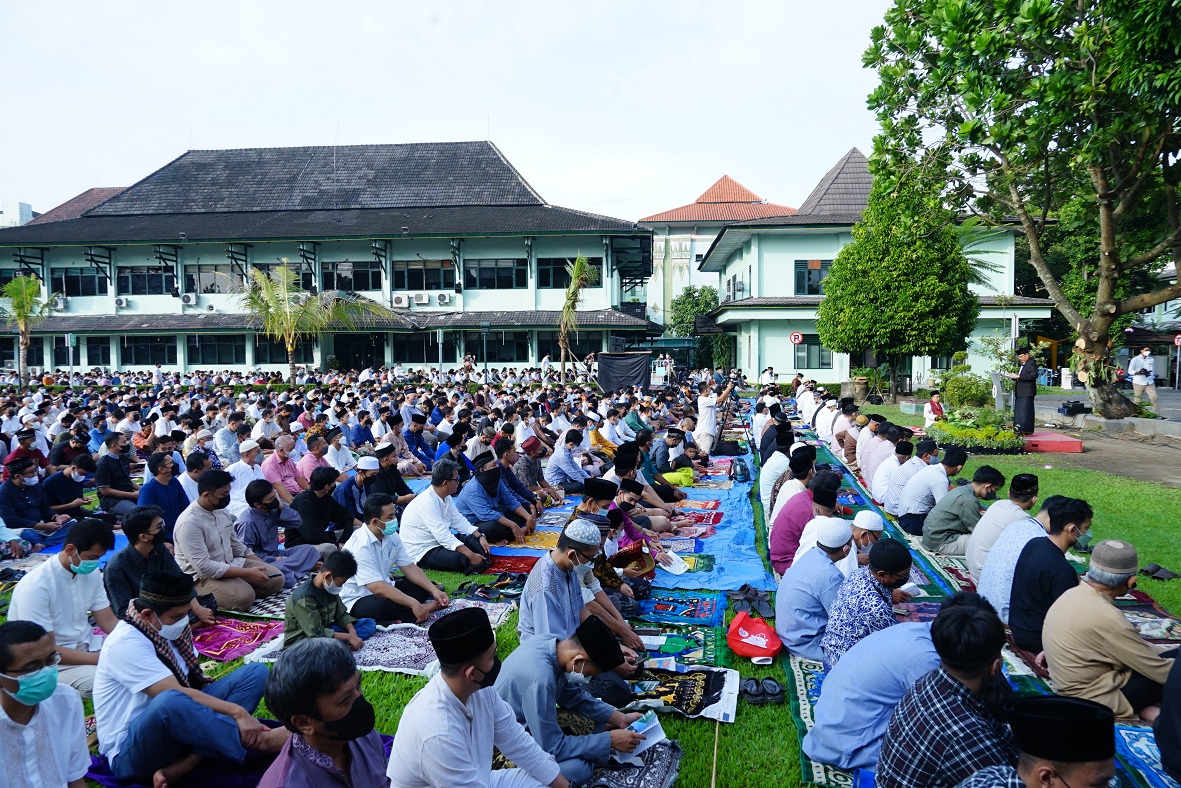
[463,259,527,290]
[0,269,16,287]
[464,331,530,363]
[930,354,954,370]
[53,337,80,367]
[87,337,111,367]
[323,261,383,292]
[121,336,177,366]
[536,257,603,289]
[252,263,315,291]
[794,260,832,295]
[184,263,240,294]
[536,331,603,361]
[117,266,176,296]
[187,335,246,366]
[50,267,108,297]
[390,260,455,291]
[391,333,457,364]
[255,337,315,364]
[794,334,832,369]
[0,337,42,368]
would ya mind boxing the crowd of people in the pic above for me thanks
[0,364,1178,787]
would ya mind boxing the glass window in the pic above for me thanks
[390,260,456,291]
[0,337,43,368]
[52,337,80,367]
[121,336,177,366]
[0,269,16,287]
[794,260,832,296]
[463,259,527,290]
[322,261,383,292]
[116,266,176,296]
[184,263,240,294]
[86,337,111,367]
[255,337,315,364]
[50,267,108,297]
[391,333,457,364]
[930,354,955,370]
[536,258,603,289]
[463,331,530,363]
[252,263,315,291]
[793,334,832,369]
[187,335,246,366]
[536,331,603,361]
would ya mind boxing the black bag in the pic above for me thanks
[867,394,885,405]
[712,440,743,456]
[730,459,750,483]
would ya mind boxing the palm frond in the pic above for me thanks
[956,217,1006,291]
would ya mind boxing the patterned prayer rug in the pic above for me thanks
[421,597,516,628]
[537,510,572,529]
[672,524,717,539]
[836,489,865,508]
[1115,593,1181,643]
[586,741,684,788]
[694,480,733,490]
[680,499,721,510]
[517,530,561,550]
[633,623,728,667]
[892,601,943,623]
[681,511,723,526]
[659,538,702,554]
[634,589,726,627]
[247,623,441,676]
[235,586,294,620]
[1115,725,1180,788]
[482,554,541,575]
[192,617,284,662]
[784,655,855,788]
[627,666,739,722]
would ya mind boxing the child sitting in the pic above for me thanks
[283,550,377,650]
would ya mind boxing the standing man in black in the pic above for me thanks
[1009,347,1038,435]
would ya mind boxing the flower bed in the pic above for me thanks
[926,421,1025,453]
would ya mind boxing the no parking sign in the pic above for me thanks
[789,332,803,344]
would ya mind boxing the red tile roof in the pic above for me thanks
[641,175,795,223]
[27,187,125,225]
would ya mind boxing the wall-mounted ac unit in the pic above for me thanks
[437,292,452,305]
[413,293,429,305]
[180,293,199,306]
[392,294,410,308]
[51,295,67,311]
[114,296,130,308]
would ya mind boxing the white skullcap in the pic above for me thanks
[195,429,213,440]
[815,517,853,550]
[853,510,885,533]
[357,456,380,470]
[290,421,305,432]
[564,519,602,547]
[789,442,808,456]
[239,440,260,453]
[20,414,38,423]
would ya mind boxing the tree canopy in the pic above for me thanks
[668,285,724,369]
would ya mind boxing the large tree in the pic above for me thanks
[866,0,1181,417]
[668,285,725,369]
[817,170,978,398]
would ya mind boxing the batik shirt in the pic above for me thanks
[820,566,897,666]
[877,669,1018,788]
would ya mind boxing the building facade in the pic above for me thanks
[699,148,1054,387]
[0,142,656,374]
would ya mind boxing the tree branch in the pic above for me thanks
[1112,132,1168,220]
[1117,280,1181,315]
[1119,228,1181,271]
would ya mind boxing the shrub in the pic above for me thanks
[941,373,993,407]
[926,420,1025,452]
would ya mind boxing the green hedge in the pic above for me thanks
[22,383,320,396]
[926,421,1025,452]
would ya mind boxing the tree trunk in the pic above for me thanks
[887,359,899,405]
[559,332,569,382]
[287,345,297,385]
[18,329,29,388]
[1072,331,1139,419]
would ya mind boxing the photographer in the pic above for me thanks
[695,374,737,455]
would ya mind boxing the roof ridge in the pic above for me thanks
[486,141,547,205]
[695,175,764,205]
[795,147,869,216]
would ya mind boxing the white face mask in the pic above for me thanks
[565,659,590,686]
[71,471,86,482]
[156,616,188,642]
[324,579,343,596]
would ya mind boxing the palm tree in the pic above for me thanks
[955,217,1006,291]
[2,275,51,386]
[558,254,600,380]
[234,262,390,383]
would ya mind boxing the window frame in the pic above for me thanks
[50,267,108,297]
[463,259,528,290]
[463,331,530,363]
[252,263,315,291]
[391,333,457,364]
[322,260,384,292]
[86,337,111,367]
[535,257,603,290]
[794,259,833,296]
[53,336,81,367]
[116,265,177,296]
[183,263,240,295]
[186,334,247,366]
[793,334,833,370]
[121,336,178,366]
[255,337,315,365]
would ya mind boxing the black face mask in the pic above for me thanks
[476,655,502,689]
[321,695,376,742]
[478,469,500,494]
[211,494,231,511]
[150,530,167,546]
[264,499,280,511]
[620,500,636,512]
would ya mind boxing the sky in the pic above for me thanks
[0,0,891,223]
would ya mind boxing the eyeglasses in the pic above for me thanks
[0,651,62,677]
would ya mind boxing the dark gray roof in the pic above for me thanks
[0,205,645,246]
[794,148,871,217]
[26,308,652,335]
[88,142,544,216]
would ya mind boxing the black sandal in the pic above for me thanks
[1141,563,1181,581]
[740,677,765,705]
[761,678,784,704]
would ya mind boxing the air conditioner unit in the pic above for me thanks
[180,293,199,306]
[437,292,452,305]
[114,296,130,309]
[391,294,410,308]
[51,295,67,311]
[413,293,429,305]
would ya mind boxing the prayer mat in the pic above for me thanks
[1115,725,1180,788]
[694,480,733,490]
[892,601,943,623]
[679,499,721,510]
[627,666,739,722]
[482,554,541,575]
[518,530,561,551]
[537,510,572,529]
[1006,636,1051,680]
[784,655,856,788]
[633,623,728,667]
[1115,593,1181,643]
[248,623,441,676]
[672,524,717,539]
[586,741,683,788]
[234,586,294,619]
[192,617,284,662]
[678,554,716,573]
[681,511,723,526]
[836,489,865,507]
[634,589,726,627]
[659,537,702,554]
[0,551,51,572]
[421,597,516,629]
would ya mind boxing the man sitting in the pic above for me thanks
[884,438,938,517]
[897,445,966,535]
[136,451,191,539]
[224,439,266,520]
[260,638,388,788]
[173,470,285,612]
[95,431,140,518]
[387,607,568,788]
[978,496,1060,623]
[1042,539,1176,721]
[769,450,813,532]
[0,620,90,788]
[543,430,589,494]
[8,519,118,697]
[514,435,564,504]
[794,509,884,579]
[495,615,643,785]
[403,413,434,470]
[0,455,73,548]
[93,571,289,786]
[775,517,851,662]
[820,539,913,668]
[236,479,324,586]
[876,603,1018,787]
[369,443,417,506]
[338,494,451,625]
[103,505,216,624]
[519,521,599,642]
[495,437,540,516]
[401,458,491,573]
[262,435,308,505]
[922,465,1006,556]
[288,465,358,554]
[870,440,911,506]
[770,476,839,574]
[759,425,795,515]
[283,550,375,650]
[334,455,379,522]
[966,473,1040,581]
[42,452,99,522]
[457,451,533,545]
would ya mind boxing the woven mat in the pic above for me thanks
[680,499,721,511]
[633,589,726,627]
[784,655,855,788]
[235,586,294,620]
[246,623,440,676]
[586,741,683,788]
[192,617,284,662]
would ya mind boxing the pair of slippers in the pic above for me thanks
[1141,563,1180,581]
[740,677,784,705]
[455,581,504,602]
[729,583,773,618]
[489,572,527,598]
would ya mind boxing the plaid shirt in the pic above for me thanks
[821,566,897,666]
[954,765,1023,787]
[877,669,1018,788]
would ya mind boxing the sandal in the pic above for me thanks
[467,584,502,602]
[740,677,765,705]
[727,583,756,601]
[1141,563,1181,581]
[761,678,784,704]
[752,598,774,619]
[732,598,752,613]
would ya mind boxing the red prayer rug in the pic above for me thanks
[681,511,723,526]
[680,499,721,511]
[482,554,541,575]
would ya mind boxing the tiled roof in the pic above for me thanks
[711,294,1054,315]
[640,175,795,224]
[0,204,646,246]
[794,148,871,217]
[978,296,1054,306]
[28,308,651,335]
[87,142,545,216]
[27,188,126,225]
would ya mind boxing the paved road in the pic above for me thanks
[1036,386,1181,421]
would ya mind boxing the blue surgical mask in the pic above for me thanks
[70,557,100,575]
[928,455,941,465]
[0,664,59,706]
[381,518,399,536]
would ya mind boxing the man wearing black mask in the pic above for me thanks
[455,451,533,545]
[236,479,324,586]
[95,432,140,517]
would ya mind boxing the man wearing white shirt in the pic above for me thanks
[224,441,266,520]
[897,445,966,535]
[884,439,938,517]
[153,408,178,440]
[870,440,912,505]
[793,510,885,579]
[401,459,491,573]
[759,429,794,515]
[601,409,629,445]
[695,379,735,454]
[770,452,814,533]
[815,400,841,442]
[855,414,882,467]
